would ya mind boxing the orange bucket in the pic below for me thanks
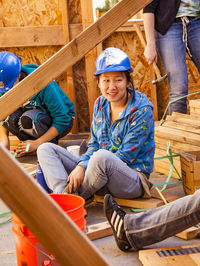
[11,194,86,266]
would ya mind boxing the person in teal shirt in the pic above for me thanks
[0,51,75,154]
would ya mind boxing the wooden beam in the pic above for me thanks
[60,0,78,133]
[86,221,113,241]
[80,0,102,124]
[0,145,108,265]
[94,195,164,209]
[0,0,153,121]
[155,126,200,146]
[0,26,66,47]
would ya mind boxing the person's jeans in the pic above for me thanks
[156,17,200,115]
[3,108,73,144]
[37,143,144,198]
[124,189,200,250]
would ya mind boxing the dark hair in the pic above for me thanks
[19,71,27,82]
[124,71,134,89]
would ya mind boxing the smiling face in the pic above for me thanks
[98,71,128,106]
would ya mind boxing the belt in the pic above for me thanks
[175,16,197,22]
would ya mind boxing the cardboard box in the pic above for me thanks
[180,151,200,195]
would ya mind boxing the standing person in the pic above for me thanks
[104,191,200,251]
[143,0,200,114]
[37,47,155,197]
[0,51,75,154]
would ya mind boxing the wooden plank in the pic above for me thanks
[155,136,200,153]
[162,120,200,135]
[166,114,200,126]
[69,23,83,40]
[155,165,181,179]
[176,226,200,240]
[154,160,181,179]
[189,99,200,108]
[155,126,200,146]
[172,112,191,118]
[155,148,180,162]
[86,221,113,241]
[190,107,200,115]
[0,0,153,121]
[60,0,78,133]
[80,0,102,124]
[0,145,108,265]
[0,26,66,47]
[94,195,164,209]
[139,245,200,266]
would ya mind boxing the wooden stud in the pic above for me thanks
[94,194,164,209]
[155,126,200,146]
[0,26,67,47]
[80,0,102,124]
[0,145,108,265]
[0,0,153,121]
[176,226,200,240]
[86,221,113,241]
[59,0,78,133]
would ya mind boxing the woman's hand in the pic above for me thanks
[67,165,85,193]
[144,44,157,65]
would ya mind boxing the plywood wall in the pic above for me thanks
[0,0,69,93]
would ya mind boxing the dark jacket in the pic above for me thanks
[143,0,181,35]
[21,64,75,135]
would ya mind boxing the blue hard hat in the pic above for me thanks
[94,47,133,76]
[0,52,22,93]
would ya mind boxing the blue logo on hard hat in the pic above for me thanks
[94,47,133,76]
[0,51,21,93]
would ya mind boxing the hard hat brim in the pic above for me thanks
[94,65,133,76]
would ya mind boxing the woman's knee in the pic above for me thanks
[88,149,113,169]
[91,149,112,161]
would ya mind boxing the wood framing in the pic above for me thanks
[80,0,102,124]
[61,0,78,133]
[0,26,67,47]
[0,0,153,121]
[0,145,108,265]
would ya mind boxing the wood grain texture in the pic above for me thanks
[0,145,108,265]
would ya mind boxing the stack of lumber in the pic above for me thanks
[155,99,200,178]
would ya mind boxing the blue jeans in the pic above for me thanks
[156,17,200,114]
[125,189,200,250]
[37,143,144,198]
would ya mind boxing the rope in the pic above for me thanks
[131,142,182,213]
[159,91,200,126]
[0,211,12,226]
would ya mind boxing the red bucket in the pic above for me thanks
[11,194,86,266]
